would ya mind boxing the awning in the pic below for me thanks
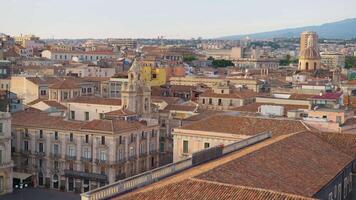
[13,172,32,180]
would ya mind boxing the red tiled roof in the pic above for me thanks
[195,132,353,197]
[116,179,315,200]
[12,110,150,133]
[163,104,198,112]
[49,79,80,89]
[180,115,306,137]
[81,119,147,133]
[67,96,121,106]
[311,92,343,100]
[105,109,136,117]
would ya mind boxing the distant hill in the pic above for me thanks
[219,18,356,40]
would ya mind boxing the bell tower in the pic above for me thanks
[121,59,151,116]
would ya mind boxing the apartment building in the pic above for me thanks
[66,96,122,121]
[0,112,13,195]
[10,76,95,104]
[41,50,118,62]
[198,81,257,110]
[11,110,160,193]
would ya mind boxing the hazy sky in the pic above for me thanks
[1,0,356,39]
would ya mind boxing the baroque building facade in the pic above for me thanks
[11,111,160,193]
[0,112,13,195]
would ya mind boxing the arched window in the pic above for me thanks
[306,62,309,70]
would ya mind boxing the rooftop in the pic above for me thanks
[67,96,121,106]
[195,132,352,197]
[179,114,307,137]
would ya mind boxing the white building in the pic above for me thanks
[66,96,122,121]
[66,65,115,78]
[41,50,119,62]
[321,52,345,68]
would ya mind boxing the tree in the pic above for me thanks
[183,55,197,62]
[212,59,234,68]
[345,56,356,69]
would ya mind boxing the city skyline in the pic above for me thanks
[1,0,356,39]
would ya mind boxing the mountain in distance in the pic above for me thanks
[219,18,356,40]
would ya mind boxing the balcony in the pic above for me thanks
[50,153,61,159]
[20,149,31,155]
[0,161,13,169]
[128,155,136,161]
[65,155,76,160]
[115,158,127,165]
[34,151,46,157]
[94,159,108,165]
[81,157,92,162]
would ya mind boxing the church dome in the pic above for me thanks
[299,47,320,60]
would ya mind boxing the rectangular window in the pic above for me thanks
[54,132,58,140]
[204,142,210,149]
[68,146,75,157]
[0,150,2,164]
[100,151,107,161]
[218,99,222,106]
[83,147,91,159]
[70,133,73,142]
[39,130,43,138]
[24,141,29,151]
[118,148,124,161]
[202,99,205,104]
[101,136,105,145]
[85,112,89,121]
[54,161,59,170]
[0,123,3,134]
[129,147,135,157]
[85,135,89,143]
[39,159,43,168]
[53,144,59,155]
[70,111,75,120]
[39,143,44,153]
[209,98,212,105]
[183,140,188,154]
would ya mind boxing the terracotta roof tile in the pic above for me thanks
[180,115,306,137]
[116,179,314,200]
[67,96,121,106]
[49,79,80,89]
[195,132,353,197]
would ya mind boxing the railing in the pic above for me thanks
[81,158,192,200]
[80,131,272,200]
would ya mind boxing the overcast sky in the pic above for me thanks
[1,0,356,39]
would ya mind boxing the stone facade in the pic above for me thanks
[0,112,13,195]
[11,115,160,193]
